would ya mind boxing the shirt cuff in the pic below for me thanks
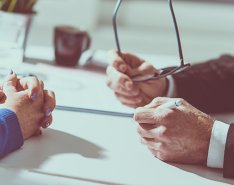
[166,76,177,98]
[207,120,229,168]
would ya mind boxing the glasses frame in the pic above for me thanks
[112,0,190,82]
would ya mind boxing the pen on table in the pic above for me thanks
[55,100,182,118]
[55,105,134,118]
[157,99,183,109]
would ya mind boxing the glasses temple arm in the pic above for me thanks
[168,0,184,65]
[113,0,122,54]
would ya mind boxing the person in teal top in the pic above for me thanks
[0,70,56,158]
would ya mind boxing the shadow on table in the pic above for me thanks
[0,128,106,169]
[171,163,234,184]
[30,170,128,185]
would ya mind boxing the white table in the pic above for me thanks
[0,50,233,184]
[0,109,233,185]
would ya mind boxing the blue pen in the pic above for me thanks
[55,105,134,118]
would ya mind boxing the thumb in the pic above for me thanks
[3,70,18,92]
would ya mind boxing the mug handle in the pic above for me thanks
[82,32,91,52]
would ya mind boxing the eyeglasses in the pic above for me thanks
[112,0,190,83]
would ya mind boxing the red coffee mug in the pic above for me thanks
[54,26,91,67]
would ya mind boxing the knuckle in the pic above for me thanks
[49,115,53,123]
[137,127,143,135]
[39,80,44,88]
[50,90,55,97]
[157,142,165,151]
[117,75,125,84]
[131,89,139,96]
[39,79,43,85]
[134,109,143,122]
[177,98,185,103]
[152,97,164,104]
[133,95,142,103]
[156,152,167,161]
[134,112,140,122]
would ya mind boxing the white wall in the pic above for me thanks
[28,0,99,46]
[27,0,234,63]
[95,0,234,62]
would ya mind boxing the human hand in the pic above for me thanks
[1,73,55,140]
[134,97,214,164]
[106,50,168,108]
[18,76,56,130]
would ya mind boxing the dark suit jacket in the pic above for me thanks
[172,55,234,178]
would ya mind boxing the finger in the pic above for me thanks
[106,66,134,91]
[141,138,163,150]
[137,62,158,74]
[41,115,53,129]
[139,123,157,130]
[138,125,168,141]
[137,126,155,138]
[134,107,159,124]
[19,76,42,100]
[107,50,146,75]
[43,90,56,117]
[107,50,129,73]
[3,71,18,92]
[144,97,171,109]
[115,92,143,106]
[0,92,6,104]
[148,147,160,157]
[110,83,140,96]
[107,79,138,96]
[122,103,138,108]
[122,52,145,69]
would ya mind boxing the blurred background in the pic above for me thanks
[26,0,234,64]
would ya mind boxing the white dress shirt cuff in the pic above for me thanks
[166,76,177,98]
[207,121,229,168]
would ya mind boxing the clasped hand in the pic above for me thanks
[0,72,56,140]
[134,97,213,164]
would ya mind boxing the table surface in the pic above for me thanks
[0,109,233,185]
[1,51,234,184]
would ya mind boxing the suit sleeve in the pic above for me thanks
[224,123,234,178]
[172,55,234,114]
[0,109,24,158]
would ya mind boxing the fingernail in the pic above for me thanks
[9,69,13,75]
[31,93,37,101]
[46,122,51,128]
[45,108,52,117]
